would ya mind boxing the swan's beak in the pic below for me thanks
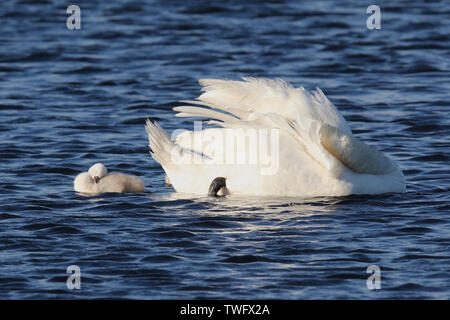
[93,176,100,184]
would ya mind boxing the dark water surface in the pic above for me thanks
[0,1,449,299]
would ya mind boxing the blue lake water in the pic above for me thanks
[0,0,449,299]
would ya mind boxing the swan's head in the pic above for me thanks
[88,163,108,183]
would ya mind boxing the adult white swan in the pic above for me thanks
[146,77,405,197]
[74,163,145,195]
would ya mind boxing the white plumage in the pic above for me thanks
[146,77,405,197]
[74,163,145,195]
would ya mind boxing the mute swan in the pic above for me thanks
[145,77,405,197]
[74,163,145,195]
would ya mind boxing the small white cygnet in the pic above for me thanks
[74,163,145,195]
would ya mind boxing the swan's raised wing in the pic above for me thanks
[176,77,352,135]
[172,78,395,177]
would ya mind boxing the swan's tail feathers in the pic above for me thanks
[319,124,395,175]
[145,119,174,166]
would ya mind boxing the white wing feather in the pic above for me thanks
[193,77,352,134]
[173,77,353,175]
[167,77,394,177]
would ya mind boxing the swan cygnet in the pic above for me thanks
[74,163,145,195]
